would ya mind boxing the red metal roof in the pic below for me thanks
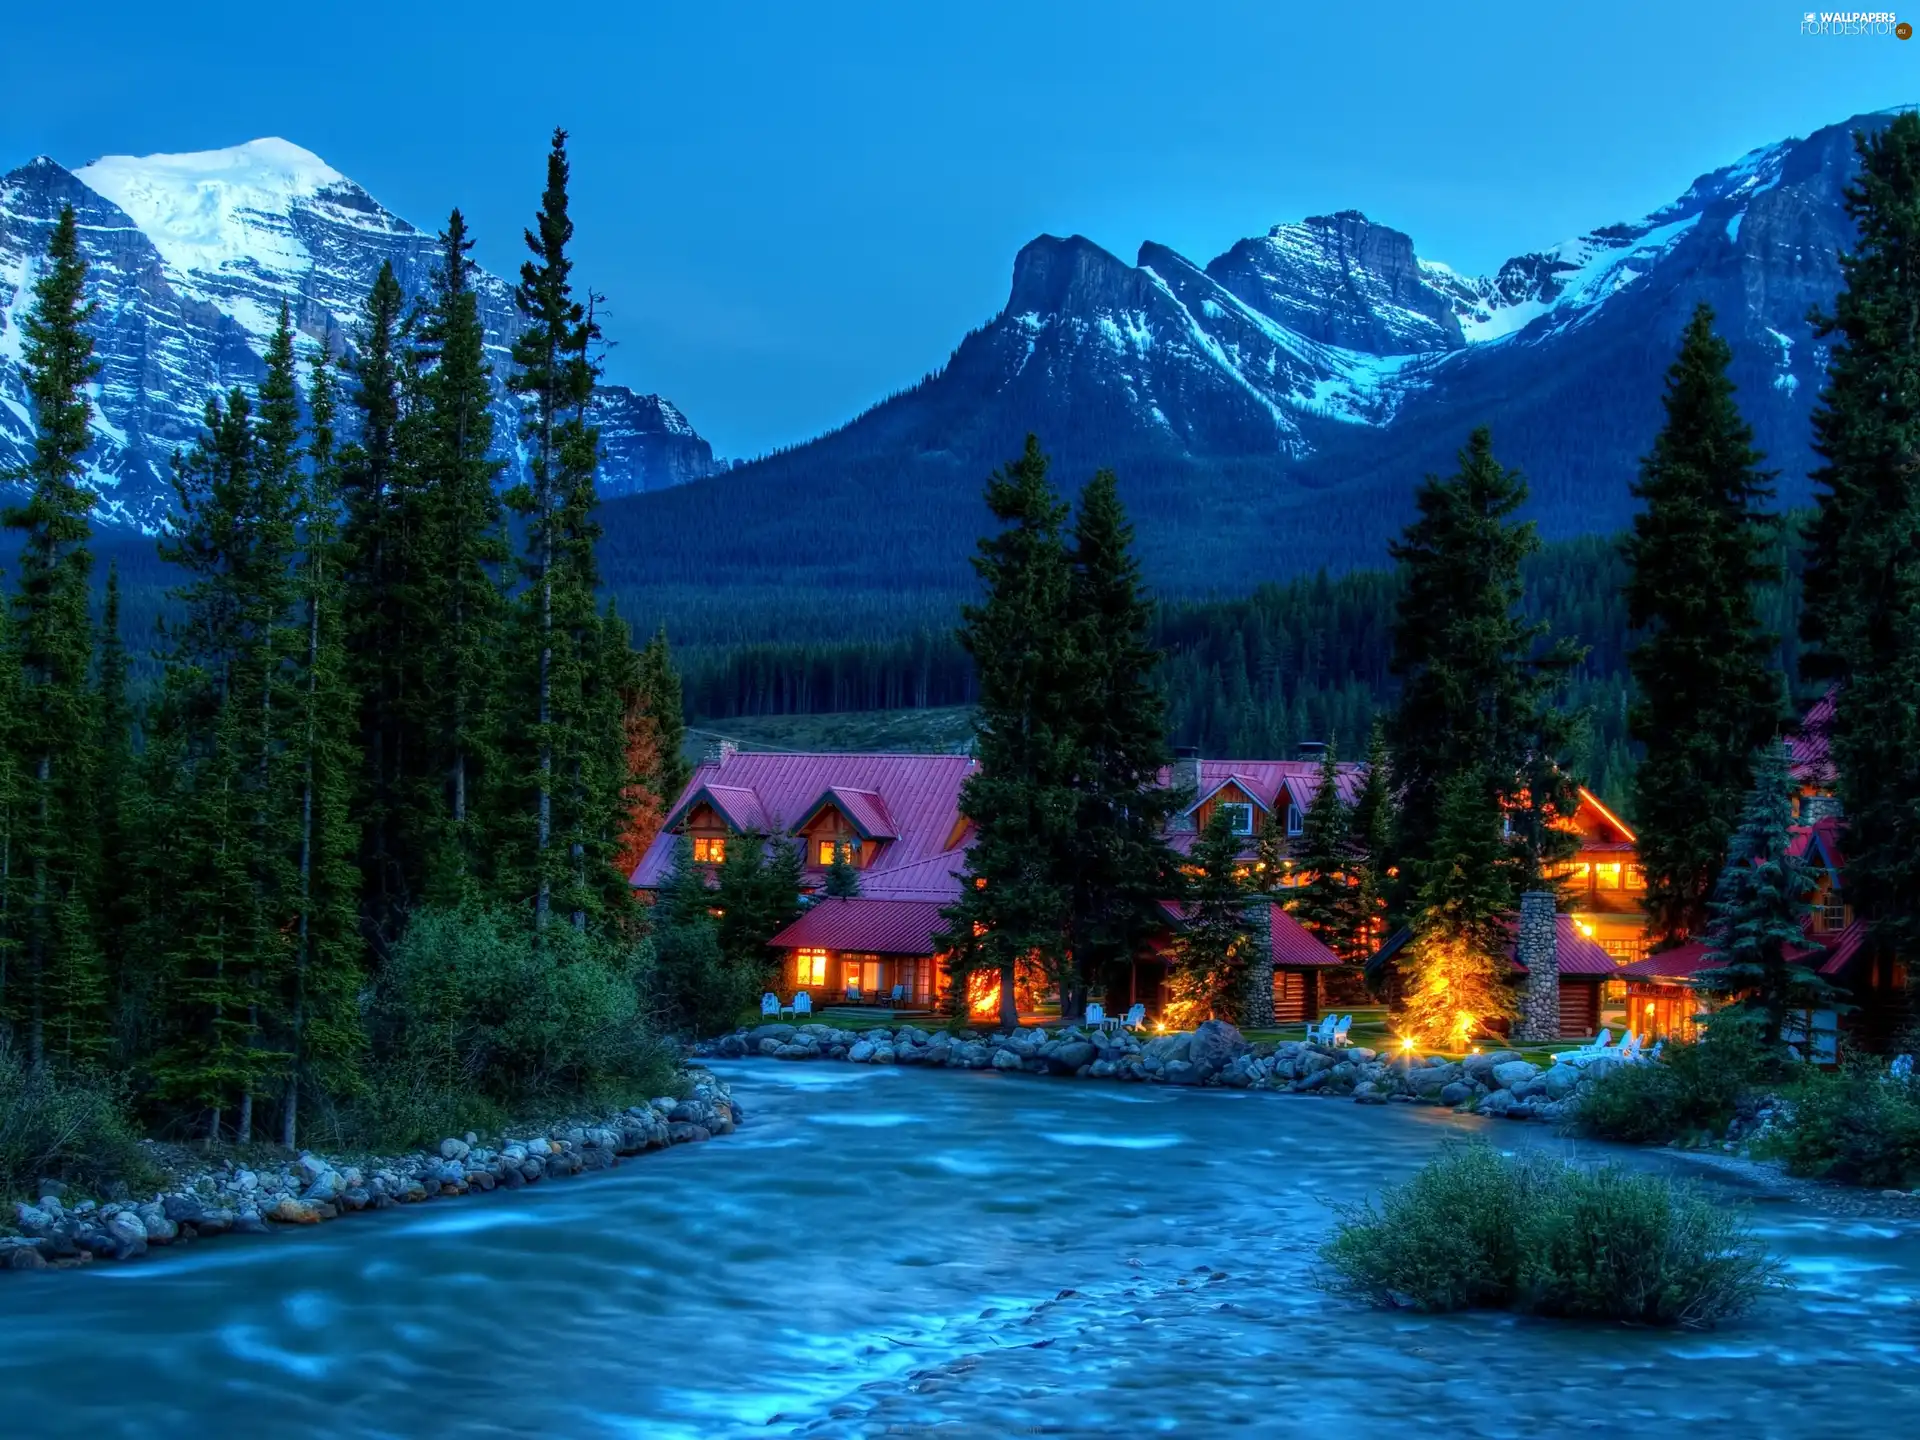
[1618,917,1870,982]
[633,751,976,897]
[1788,687,1838,789]
[1171,758,1369,816]
[1508,915,1619,976]
[1268,906,1343,967]
[1618,941,1715,980]
[768,897,948,956]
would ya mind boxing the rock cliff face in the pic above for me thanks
[0,139,713,529]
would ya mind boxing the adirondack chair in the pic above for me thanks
[1331,1015,1354,1047]
[1552,1028,1612,1064]
[888,983,907,1007]
[1305,1015,1337,1046]
[1123,1003,1147,1031]
[792,992,812,1018]
[761,992,780,1018]
[1085,1002,1107,1031]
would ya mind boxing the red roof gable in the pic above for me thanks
[769,897,947,956]
[1618,916,1870,982]
[1268,906,1343,967]
[1508,915,1618,976]
[797,786,899,840]
[633,751,975,898]
[1173,758,1369,817]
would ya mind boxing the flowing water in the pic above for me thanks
[4,1063,1918,1438]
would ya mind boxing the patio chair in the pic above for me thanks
[761,992,780,1018]
[845,985,863,1006]
[888,983,907,1007]
[1331,1014,1353,1047]
[1305,1015,1337,1046]
[792,992,812,1018]
[1550,1028,1609,1064]
[1085,1002,1107,1031]
[1123,1003,1147,1032]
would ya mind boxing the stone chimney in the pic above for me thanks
[1514,891,1560,1042]
[1170,746,1200,832]
[702,739,738,767]
[1241,903,1276,1029]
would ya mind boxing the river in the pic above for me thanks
[3,1062,1917,1437]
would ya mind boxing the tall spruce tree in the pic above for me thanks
[505,129,598,931]
[1344,720,1393,960]
[1062,470,1180,1018]
[1800,110,1920,968]
[281,352,367,1147]
[416,209,510,901]
[1398,768,1518,1050]
[938,436,1081,1029]
[340,261,430,938]
[1625,303,1783,945]
[1166,810,1255,1025]
[3,204,106,1065]
[1695,743,1840,1054]
[1289,742,1358,955]
[1388,427,1579,920]
[95,565,138,1061]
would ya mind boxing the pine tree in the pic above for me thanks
[1625,303,1784,945]
[823,845,863,898]
[1167,810,1254,1025]
[1344,720,1393,960]
[95,565,138,1060]
[415,209,510,901]
[340,261,430,938]
[614,626,689,883]
[1062,469,1180,1018]
[1397,769,1518,1051]
[281,351,367,1147]
[636,626,689,805]
[714,831,803,988]
[1388,427,1579,921]
[505,129,598,931]
[1800,110,1920,967]
[937,436,1081,1030]
[1695,743,1841,1054]
[3,203,106,1065]
[1289,741,1357,954]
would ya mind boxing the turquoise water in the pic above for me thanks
[3,1062,1916,1437]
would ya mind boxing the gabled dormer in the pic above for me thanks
[794,786,899,871]
[664,783,770,866]
[1188,775,1270,840]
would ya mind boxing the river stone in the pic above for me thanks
[439,1137,471,1162]
[136,1203,177,1245]
[668,1122,711,1144]
[990,1048,1021,1071]
[1542,1064,1583,1100]
[1478,1088,1516,1117]
[12,1202,54,1237]
[1189,1019,1249,1075]
[104,1210,149,1259]
[1463,1049,1520,1082]
[267,1197,323,1225]
[1046,1040,1098,1075]
[1163,1059,1199,1086]
[1439,1081,1473,1106]
[1490,1060,1540,1090]
[4,1245,47,1271]
[232,1169,259,1192]
[848,1040,876,1063]
[231,1208,269,1234]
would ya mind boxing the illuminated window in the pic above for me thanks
[1624,864,1646,891]
[1219,802,1255,835]
[1594,862,1623,890]
[816,838,857,867]
[1817,902,1849,933]
[796,948,827,986]
[693,836,726,864]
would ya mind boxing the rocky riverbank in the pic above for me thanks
[705,1018,1619,1122]
[0,1070,739,1274]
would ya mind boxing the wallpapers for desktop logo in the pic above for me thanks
[1799,9,1912,35]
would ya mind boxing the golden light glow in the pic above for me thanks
[1400,1036,1415,1052]
[1575,918,1596,937]
[967,973,1002,1018]
[1577,786,1637,844]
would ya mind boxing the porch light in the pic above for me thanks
[1400,1036,1415,1052]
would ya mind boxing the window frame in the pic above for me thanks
[1218,801,1256,836]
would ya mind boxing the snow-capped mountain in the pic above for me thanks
[598,109,1878,594]
[0,139,714,530]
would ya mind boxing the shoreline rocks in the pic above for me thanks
[700,1018,1605,1123]
[1,1069,739,1275]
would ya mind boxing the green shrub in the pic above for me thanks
[1571,1023,1760,1144]
[1767,1065,1920,1190]
[1319,1143,1784,1328]
[372,905,678,1111]
[0,1039,152,1201]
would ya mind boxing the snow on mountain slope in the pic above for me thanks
[0,139,714,530]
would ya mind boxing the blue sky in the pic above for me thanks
[2,1,1913,457]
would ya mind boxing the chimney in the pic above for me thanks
[1514,891,1560,1042]
[1296,739,1328,763]
[702,739,737,767]
[1170,746,1200,831]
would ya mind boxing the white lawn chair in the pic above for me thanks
[1551,1028,1612,1065]
[1085,1002,1107,1031]
[1123,1003,1146,1032]
[1305,1015,1337,1046]
[761,992,780,1019]
[1619,1032,1642,1059]
[792,992,812,1018]
[1331,1015,1353,1047]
